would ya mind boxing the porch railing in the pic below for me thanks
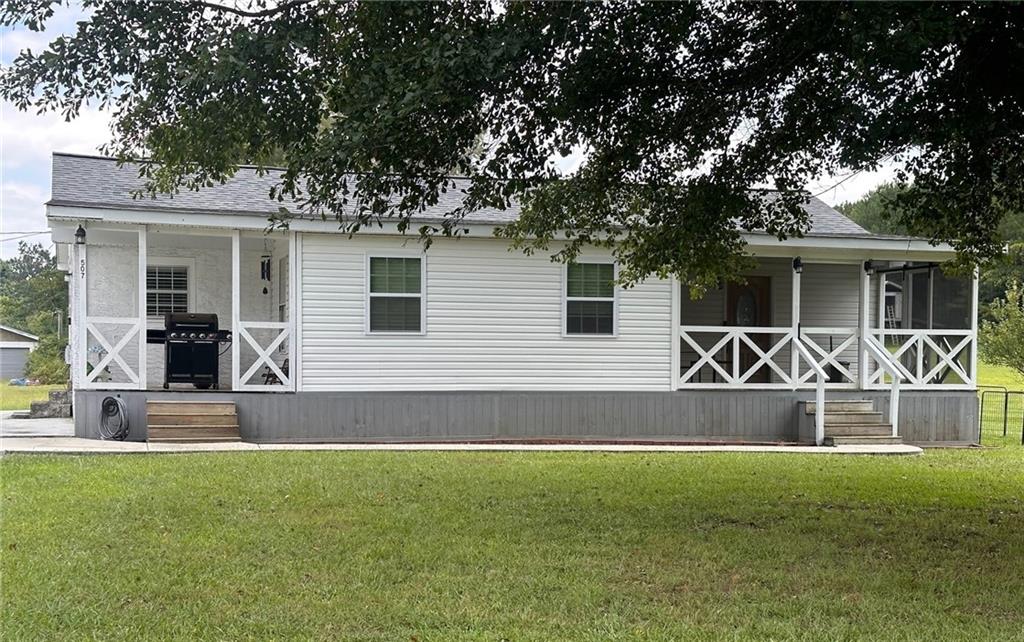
[868,329,975,389]
[678,325,858,389]
[678,325,973,392]
[864,334,904,436]
[793,335,829,445]
[678,326,794,387]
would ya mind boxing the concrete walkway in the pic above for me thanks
[0,412,74,438]
[0,436,923,455]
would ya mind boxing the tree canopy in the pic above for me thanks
[3,1,1023,290]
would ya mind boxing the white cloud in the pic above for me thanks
[0,180,50,258]
[806,162,901,207]
[1,103,112,171]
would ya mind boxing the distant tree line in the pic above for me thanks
[0,242,68,383]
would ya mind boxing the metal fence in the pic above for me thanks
[979,387,1024,446]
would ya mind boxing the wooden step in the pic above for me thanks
[823,411,884,425]
[824,435,903,446]
[146,413,238,426]
[146,401,236,415]
[146,399,241,442]
[805,400,874,414]
[824,423,893,437]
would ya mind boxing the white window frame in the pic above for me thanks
[364,253,427,336]
[562,261,619,338]
[146,257,196,324]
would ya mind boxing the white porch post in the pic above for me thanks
[790,258,801,388]
[859,262,871,389]
[137,225,147,390]
[970,267,979,387]
[75,233,88,389]
[231,229,241,390]
[670,275,680,391]
[288,231,298,392]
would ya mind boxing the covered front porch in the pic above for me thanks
[62,224,297,393]
[671,255,978,443]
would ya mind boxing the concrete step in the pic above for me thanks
[148,436,243,443]
[805,400,874,414]
[824,423,893,437]
[824,435,903,446]
[146,401,236,415]
[823,411,884,425]
[146,413,238,426]
[148,426,241,441]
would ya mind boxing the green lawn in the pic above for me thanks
[0,382,64,412]
[976,361,1024,447]
[3,450,1023,640]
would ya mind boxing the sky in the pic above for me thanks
[0,8,897,259]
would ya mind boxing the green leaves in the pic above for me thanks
[3,1,1023,288]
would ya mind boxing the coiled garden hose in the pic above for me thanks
[99,396,130,441]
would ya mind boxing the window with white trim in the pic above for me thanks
[146,265,189,317]
[565,262,615,335]
[368,257,423,333]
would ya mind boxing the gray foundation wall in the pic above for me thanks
[74,389,978,445]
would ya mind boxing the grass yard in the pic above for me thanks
[976,361,1024,447]
[0,382,64,412]
[3,450,1023,640]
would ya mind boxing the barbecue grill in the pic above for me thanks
[147,313,232,389]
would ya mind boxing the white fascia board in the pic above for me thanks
[48,204,957,262]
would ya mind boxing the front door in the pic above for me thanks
[726,277,772,383]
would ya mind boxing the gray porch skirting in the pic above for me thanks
[72,389,979,445]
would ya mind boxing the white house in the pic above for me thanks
[48,153,979,445]
[0,325,39,380]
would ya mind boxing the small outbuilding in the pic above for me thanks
[0,325,39,379]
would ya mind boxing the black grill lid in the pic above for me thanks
[164,312,218,331]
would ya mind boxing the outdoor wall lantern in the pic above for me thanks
[792,256,803,274]
[74,225,86,245]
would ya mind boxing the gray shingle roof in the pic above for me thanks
[49,152,870,236]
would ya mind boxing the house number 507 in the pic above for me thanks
[79,259,86,279]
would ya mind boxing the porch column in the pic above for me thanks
[859,262,871,389]
[670,275,680,390]
[137,225,147,390]
[790,257,801,387]
[970,267,979,386]
[231,230,241,390]
[75,229,88,389]
[288,231,298,392]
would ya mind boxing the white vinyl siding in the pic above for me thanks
[301,235,672,391]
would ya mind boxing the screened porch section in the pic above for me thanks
[675,258,977,390]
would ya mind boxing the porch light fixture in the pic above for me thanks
[864,260,875,275]
[792,256,803,274]
[74,225,86,245]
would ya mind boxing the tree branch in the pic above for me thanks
[189,0,318,19]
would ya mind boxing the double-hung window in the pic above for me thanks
[565,262,616,335]
[147,264,190,317]
[367,256,424,333]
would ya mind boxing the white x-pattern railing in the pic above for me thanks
[83,317,143,389]
[679,326,795,387]
[867,329,975,389]
[237,321,292,390]
[797,327,859,387]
